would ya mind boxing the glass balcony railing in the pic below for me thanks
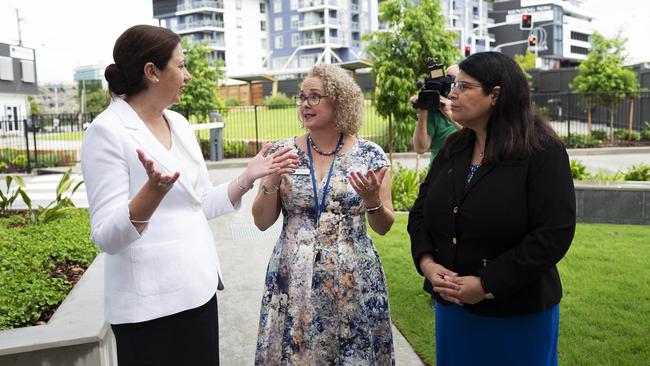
[301,37,325,46]
[177,0,224,12]
[298,0,338,9]
[298,18,339,28]
[175,19,225,31]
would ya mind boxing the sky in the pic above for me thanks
[0,0,648,84]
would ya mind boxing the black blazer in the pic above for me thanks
[408,132,576,317]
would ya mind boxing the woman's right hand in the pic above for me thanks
[137,149,180,193]
[420,256,462,305]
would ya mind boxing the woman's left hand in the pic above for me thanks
[242,143,299,185]
[348,166,388,205]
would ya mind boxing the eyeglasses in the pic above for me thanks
[450,81,483,92]
[295,94,329,106]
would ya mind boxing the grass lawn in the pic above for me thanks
[36,131,84,141]
[370,215,650,366]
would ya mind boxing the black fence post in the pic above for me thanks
[22,118,31,173]
[566,93,571,144]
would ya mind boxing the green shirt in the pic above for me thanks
[427,110,457,162]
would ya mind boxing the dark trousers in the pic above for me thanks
[111,294,219,366]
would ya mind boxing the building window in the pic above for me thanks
[571,46,590,55]
[291,33,300,47]
[20,60,35,83]
[237,35,244,46]
[261,38,268,49]
[275,17,283,31]
[570,31,590,42]
[236,17,243,28]
[291,15,299,29]
[275,35,284,48]
[273,0,282,12]
[0,57,13,81]
[236,0,242,10]
[261,20,267,31]
[260,2,266,13]
[290,0,298,10]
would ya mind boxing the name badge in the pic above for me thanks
[293,168,310,175]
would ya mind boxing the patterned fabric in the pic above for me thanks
[255,137,395,366]
[465,163,481,190]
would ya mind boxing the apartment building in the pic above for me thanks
[439,0,494,56]
[152,0,270,77]
[490,0,594,68]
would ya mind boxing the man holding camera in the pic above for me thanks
[411,64,461,163]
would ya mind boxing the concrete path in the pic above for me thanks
[207,167,424,366]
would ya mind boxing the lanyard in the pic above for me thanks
[307,134,343,226]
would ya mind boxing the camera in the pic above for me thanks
[412,57,455,111]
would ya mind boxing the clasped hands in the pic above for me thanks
[421,259,487,305]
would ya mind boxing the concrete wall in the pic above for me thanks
[0,255,117,366]
[576,183,650,225]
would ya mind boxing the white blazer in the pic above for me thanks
[81,98,239,324]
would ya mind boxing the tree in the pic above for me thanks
[85,89,110,114]
[570,32,638,138]
[27,96,40,115]
[171,38,225,122]
[514,51,536,81]
[364,0,458,154]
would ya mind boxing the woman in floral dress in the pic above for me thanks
[252,64,395,365]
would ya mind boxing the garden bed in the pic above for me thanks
[0,209,98,330]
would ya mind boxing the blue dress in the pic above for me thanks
[255,137,395,365]
[433,164,560,366]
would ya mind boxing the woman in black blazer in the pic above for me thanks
[408,52,576,366]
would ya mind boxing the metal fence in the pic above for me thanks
[2,93,649,173]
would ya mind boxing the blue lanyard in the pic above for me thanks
[307,134,343,226]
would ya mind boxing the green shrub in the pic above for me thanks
[11,155,27,169]
[35,154,61,168]
[391,164,428,211]
[198,138,210,159]
[224,140,247,158]
[0,210,99,330]
[624,163,650,181]
[0,162,7,172]
[570,160,588,180]
[640,122,650,141]
[225,98,241,107]
[263,93,294,109]
[614,128,640,141]
[562,134,602,148]
[591,129,608,141]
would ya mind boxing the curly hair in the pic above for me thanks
[307,64,364,135]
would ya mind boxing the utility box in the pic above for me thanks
[209,112,224,161]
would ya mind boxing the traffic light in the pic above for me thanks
[528,35,537,47]
[464,46,471,57]
[521,14,532,30]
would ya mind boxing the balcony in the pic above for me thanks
[301,36,325,46]
[177,0,224,12]
[298,0,338,10]
[174,19,225,33]
[203,39,226,48]
[298,18,340,30]
[351,21,360,31]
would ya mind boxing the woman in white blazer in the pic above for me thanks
[81,25,298,366]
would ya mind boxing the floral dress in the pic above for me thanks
[255,137,395,366]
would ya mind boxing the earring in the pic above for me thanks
[154,78,159,83]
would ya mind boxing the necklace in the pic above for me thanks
[308,134,344,156]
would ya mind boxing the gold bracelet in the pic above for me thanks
[236,174,254,191]
[366,201,383,214]
[262,184,279,195]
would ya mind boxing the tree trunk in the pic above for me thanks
[388,114,393,167]
[609,107,614,143]
[628,97,635,140]
[587,105,593,137]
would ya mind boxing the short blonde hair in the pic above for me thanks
[307,64,364,135]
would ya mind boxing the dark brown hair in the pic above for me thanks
[443,52,560,162]
[105,25,180,97]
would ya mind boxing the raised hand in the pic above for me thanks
[242,143,299,185]
[136,149,180,193]
[348,166,388,205]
